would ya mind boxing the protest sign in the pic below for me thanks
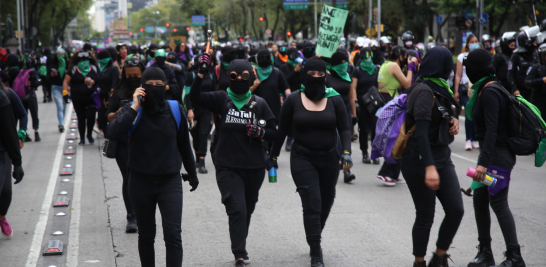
[316,5,349,58]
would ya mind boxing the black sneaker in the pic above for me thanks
[468,245,495,267]
[343,170,355,183]
[59,125,65,133]
[362,153,371,164]
[372,158,380,165]
[78,140,85,146]
[234,259,246,267]
[126,213,138,233]
[25,134,32,142]
[34,132,41,142]
[243,252,250,264]
[310,247,324,267]
[87,135,94,144]
[198,158,208,174]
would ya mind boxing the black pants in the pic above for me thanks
[357,94,376,154]
[190,111,213,158]
[97,105,108,136]
[129,172,183,267]
[42,83,52,101]
[115,144,133,215]
[0,152,12,216]
[216,167,265,259]
[378,160,401,179]
[22,96,39,130]
[401,146,464,257]
[72,98,97,140]
[290,142,339,246]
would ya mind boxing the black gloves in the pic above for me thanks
[181,173,199,192]
[265,156,278,170]
[13,165,24,184]
[199,53,212,74]
[341,152,353,168]
[352,117,358,126]
[246,123,265,138]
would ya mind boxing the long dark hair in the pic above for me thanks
[174,42,191,63]
[115,44,128,66]
[116,58,146,99]
[387,45,407,61]
[68,52,98,70]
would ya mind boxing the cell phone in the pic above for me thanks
[120,99,129,106]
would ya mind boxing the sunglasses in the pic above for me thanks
[363,51,373,58]
[77,51,90,58]
[124,59,141,67]
[229,71,251,81]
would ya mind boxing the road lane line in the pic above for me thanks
[25,104,73,267]
[66,144,83,266]
[451,152,477,164]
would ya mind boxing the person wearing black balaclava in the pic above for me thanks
[494,32,517,90]
[279,47,304,151]
[400,46,463,267]
[184,54,216,174]
[508,27,539,100]
[216,46,237,91]
[325,51,357,183]
[167,51,186,103]
[145,43,159,65]
[95,50,120,137]
[274,46,288,68]
[526,43,546,117]
[190,55,276,267]
[247,48,259,68]
[302,40,315,59]
[149,49,179,101]
[370,41,385,66]
[108,67,198,267]
[268,57,352,267]
[465,48,526,267]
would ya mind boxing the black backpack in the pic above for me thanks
[487,83,544,155]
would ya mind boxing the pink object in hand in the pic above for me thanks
[0,218,13,237]
[466,167,476,178]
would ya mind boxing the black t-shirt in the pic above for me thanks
[217,63,230,91]
[493,53,511,89]
[253,67,289,123]
[279,63,303,92]
[325,73,351,104]
[106,88,130,145]
[67,66,99,102]
[95,65,120,100]
[185,69,216,115]
[351,65,378,96]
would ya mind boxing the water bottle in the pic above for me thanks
[295,57,304,65]
[268,167,277,183]
[466,167,497,187]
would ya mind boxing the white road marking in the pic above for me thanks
[451,152,477,164]
[25,104,74,267]
[66,144,83,266]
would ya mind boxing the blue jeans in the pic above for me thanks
[52,85,65,126]
[459,85,476,141]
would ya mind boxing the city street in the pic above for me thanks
[1,89,545,267]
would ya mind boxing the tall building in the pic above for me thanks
[128,0,149,12]
[94,0,106,32]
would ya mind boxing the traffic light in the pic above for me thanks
[130,32,133,35]
[69,41,72,44]
[186,27,190,31]
[166,23,170,27]
[173,29,177,32]
[259,17,264,21]
[239,38,243,42]
[140,28,144,32]
[287,31,292,36]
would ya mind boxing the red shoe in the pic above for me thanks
[394,177,406,184]
[0,218,13,238]
[376,176,396,187]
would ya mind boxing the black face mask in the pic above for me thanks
[155,56,166,66]
[128,76,141,89]
[140,68,167,114]
[303,47,315,58]
[229,59,252,95]
[303,75,326,100]
[167,57,177,64]
[257,50,271,68]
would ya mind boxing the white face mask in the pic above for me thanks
[405,41,413,47]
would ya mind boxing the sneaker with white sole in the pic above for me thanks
[394,177,406,184]
[0,218,13,237]
[465,140,472,151]
[376,176,396,186]
[472,141,480,149]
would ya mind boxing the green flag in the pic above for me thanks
[315,5,349,58]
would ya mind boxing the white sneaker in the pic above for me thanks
[472,141,480,149]
[465,140,472,151]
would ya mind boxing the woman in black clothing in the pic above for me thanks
[465,49,526,267]
[63,51,99,145]
[190,56,276,267]
[115,44,128,69]
[14,57,41,142]
[216,46,237,91]
[184,54,216,174]
[108,67,198,267]
[351,48,379,164]
[325,51,357,183]
[167,51,186,104]
[400,47,463,267]
[95,50,120,136]
[174,42,192,68]
[268,57,352,267]
[149,49,180,101]
[106,58,146,233]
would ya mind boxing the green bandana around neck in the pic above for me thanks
[77,60,91,76]
[360,57,375,75]
[298,84,340,98]
[98,57,111,73]
[227,88,252,110]
[256,65,273,81]
[271,55,275,64]
[58,56,66,76]
[250,62,258,68]
[222,61,231,70]
[147,55,152,62]
[154,49,166,57]
[422,77,454,97]
[465,75,496,121]
[324,61,332,72]
[331,62,351,82]
[287,59,297,69]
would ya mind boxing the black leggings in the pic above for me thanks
[72,98,97,139]
[115,144,133,215]
[401,146,464,257]
[129,172,183,267]
[0,152,12,216]
[357,94,376,154]
[23,96,39,130]
[190,111,213,158]
[97,106,108,136]
[215,167,265,259]
[290,142,339,246]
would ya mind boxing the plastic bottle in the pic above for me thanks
[466,167,497,187]
[268,167,277,183]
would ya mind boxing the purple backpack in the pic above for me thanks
[371,94,408,164]
[12,69,33,101]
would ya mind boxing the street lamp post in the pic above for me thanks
[145,11,167,39]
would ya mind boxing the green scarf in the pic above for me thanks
[298,84,340,98]
[325,62,332,72]
[127,53,135,59]
[227,88,252,110]
[58,56,66,77]
[256,65,273,81]
[147,55,152,62]
[422,77,454,97]
[360,57,375,75]
[17,129,27,142]
[331,62,351,82]
[98,57,111,73]
[287,59,297,69]
[77,60,91,76]
[250,62,258,68]
[465,75,495,121]
[222,61,231,70]
[155,49,166,57]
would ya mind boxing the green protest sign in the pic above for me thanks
[316,5,349,58]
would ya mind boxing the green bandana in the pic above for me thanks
[331,62,351,82]
[18,129,27,142]
[147,55,152,62]
[287,59,297,69]
[360,57,375,75]
[127,53,135,59]
[77,60,91,76]
[98,57,111,73]
[227,88,252,110]
[154,49,166,57]
[422,77,454,97]
[271,55,275,63]
[298,84,340,98]
[222,61,231,70]
[465,75,495,121]
[250,62,258,68]
[325,61,332,71]
[256,65,273,81]
[58,56,66,77]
